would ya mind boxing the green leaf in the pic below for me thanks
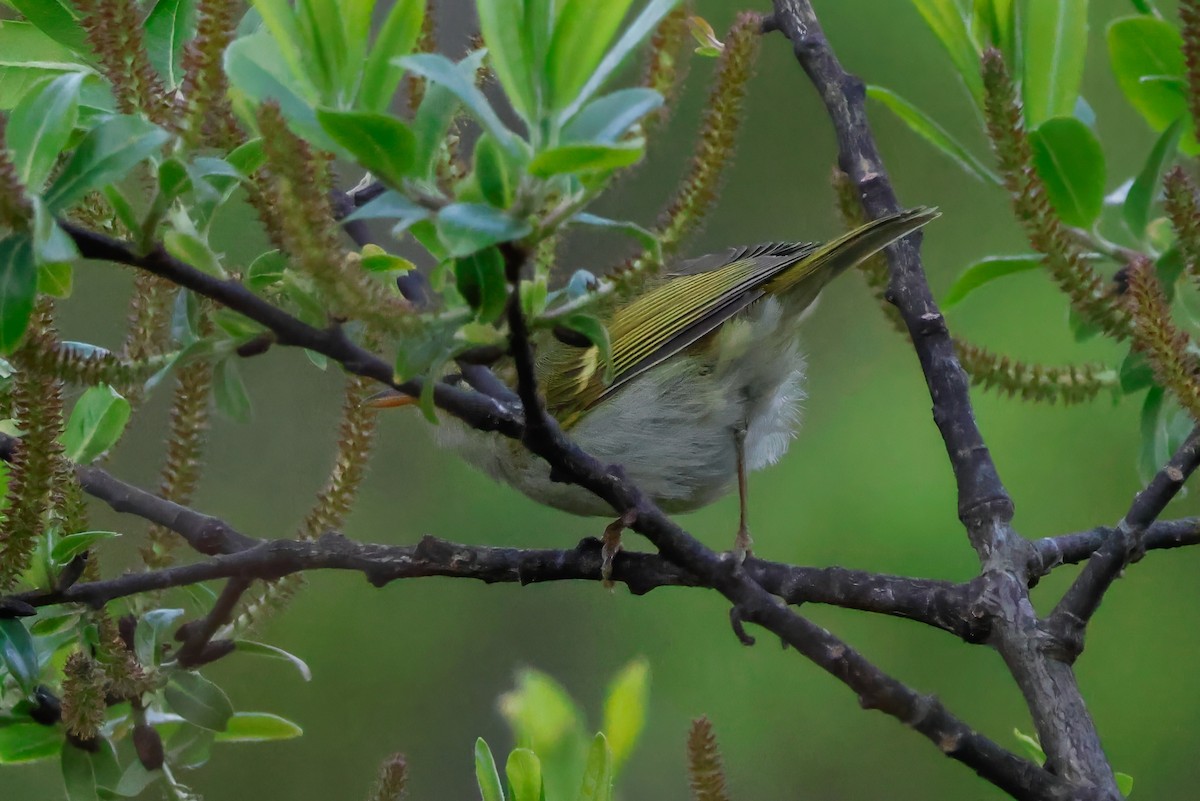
[562,88,663,144]
[294,0,347,99]
[475,133,515,208]
[1028,116,1106,227]
[528,143,643,177]
[475,738,506,801]
[575,733,613,801]
[62,385,132,464]
[360,245,416,274]
[31,197,78,266]
[144,0,198,89]
[248,0,307,87]
[213,359,252,423]
[164,672,234,732]
[44,116,171,212]
[559,0,682,122]
[1119,350,1154,394]
[455,247,508,323]
[1124,117,1183,238]
[397,53,518,155]
[6,71,83,189]
[437,203,532,257]
[135,608,185,666]
[246,250,288,291]
[601,658,648,776]
[409,50,487,179]
[61,743,100,801]
[1139,387,1167,485]
[358,0,424,111]
[1107,17,1188,136]
[559,314,613,381]
[0,236,38,354]
[970,0,1016,60]
[233,640,313,681]
[224,31,326,148]
[112,761,161,797]
[547,0,640,112]
[214,712,303,742]
[316,108,416,188]
[0,619,38,694]
[506,749,543,801]
[38,262,73,298]
[1012,728,1046,765]
[1116,771,1134,796]
[477,0,537,121]
[6,0,88,55]
[51,530,120,565]
[0,722,61,764]
[941,255,1041,307]
[867,85,1000,185]
[345,189,430,228]
[912,0,984,105]
[570,213,660,264]
[1021,0,1088,128]
[164,230,224,278]
[163,723,213,770]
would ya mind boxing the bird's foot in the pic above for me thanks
[601,510,636,588]
[731,525,753,565]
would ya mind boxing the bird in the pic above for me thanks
[371,207,938,581]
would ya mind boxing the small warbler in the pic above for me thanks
[373,208,938,578]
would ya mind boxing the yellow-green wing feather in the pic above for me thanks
[540,207,939,423]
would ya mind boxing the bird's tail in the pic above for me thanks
[766,206,940,297]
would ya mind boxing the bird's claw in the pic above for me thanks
[731,525,753,565]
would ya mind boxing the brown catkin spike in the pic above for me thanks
[405,2,438,114]
[1163,167,1200,288]
[640,2,693,131]
[23,336,173,390]
[256,102,410,330]
[76,0,169,123]
[367,753,409,801]
[686,717,732,801]
[0,117,31,230]
[1181,0,1200,145]
[954,340,1115,404]
[61,652,107,741]
[1126,258,1200,420]
[980,49,1130,339]
[120,272,175,363]
[177,0,243,149]
[142,356,215,568]
[0,303,66,590]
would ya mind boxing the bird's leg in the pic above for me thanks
[601,509,636,588]
[733,424,752,562]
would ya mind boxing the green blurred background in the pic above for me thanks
[12,0,1200,798]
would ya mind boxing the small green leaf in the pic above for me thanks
[134,608,185,666]
[360,244,415,274]
[1022,0,1088,128]
[575,732,613,801]
[0,236,38,354]
[499,669,584,755]
[1139,387,1167,485]
[1116,771,1135,796]
[214,712,303,742]
[547,0,640,112]
[1029,116,1106,227]
[562,88,663,144]
[144,0,198,89]
[437,203,532,257]
[867,85,1000,185]
[397,53,518,155]
[164,672,234,732]
[1012,728,1046,765]
[506,748,543,801]
[51,531,120,565]
[528,143,643,177]
[112,760,161,797]
[477,0,537,121]
[164,230,224,278]
[316,108,416,188]
[601,658,648,777]
[164,723,214,770]
[0,619,38,694]
[410,50,488,179]
[1107,17,1188,136]
[475,133,514,208]
[344,189,430,228]
[37,262,73,298]
[62,385,131,463]
[559,314,612,382]
[571,214,660,264]
[247,0,307,87]
[44,116,171,212]
[1124,117,1184,238]
[941,255,1041,308]
[6,71,84,189]
[0,722,61,764]
[213,359,252,423]
[358,0,424,111]
[1119,350,1154,394]
[31,197,79,266]
[246,249,288,291]
[475,738,506,801]
[233,640,313,681]
[455,247,508,323]
[912,0,984,104]
[61,742,100,801]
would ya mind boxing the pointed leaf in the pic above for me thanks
[941,255,1041,307]
[213,358,252,423]
[601,658,648,776]
[44,116,171,212]
[144,0,198,88]
[475,738,506,801]
[506,748,543,801]
[164,672,234,732]
[1029,116,1106,227]
[1116,772,1134,796]
[6,71,83,189]
[912,0,984,104]
[61,742,100,801]
[0,722,61,764]
[316,108,416,188]
[62,385,131,464]
[214,712,303,742]
[1124,117,1183,238]
[0,619,38,693]
[358,0,424,111]
[6,0,88,54]
[528,143,643,177]
[562,88,663,144]
[112,761,161,797]
[867,85,1000,184]
[0,236,38,354]
[437,203,532,257]
[397,53,518,154]
[1107,17,1188,136]
[1022,0,1089,127]
[455,247,508,323]
[477,0,537,120]
[548,0,640,111]
[559,314,612,381]
[233,640,313,681]
[51,531,120,565]
[575,733,613,801]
